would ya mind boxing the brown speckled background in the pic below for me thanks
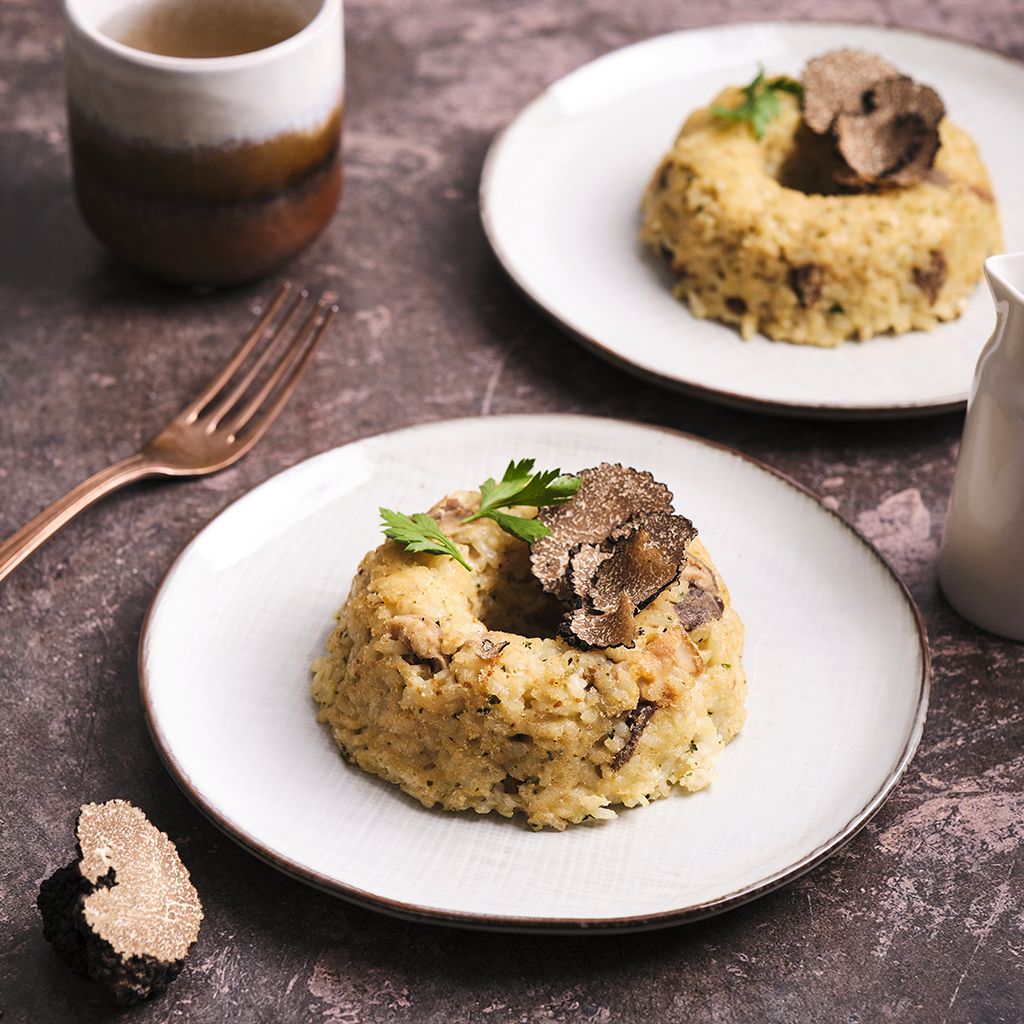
[2,0,1023,1021]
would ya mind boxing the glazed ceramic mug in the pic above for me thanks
[64,0,344,286]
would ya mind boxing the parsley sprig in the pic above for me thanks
[379,509,472,571]
[462,459,580,542]
[380,459,581,571]
[711,66,803,140]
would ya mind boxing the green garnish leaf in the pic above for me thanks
[380,460,582,570]
[462,459,581,541]
[380,508,471,572]
[769,75,804,98]
[467,459,580,520]
[483,509,552,544]
[711,65,803,140]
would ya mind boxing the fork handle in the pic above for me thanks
[0,453,155,584]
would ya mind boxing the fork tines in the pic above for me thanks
[185,283,338,440]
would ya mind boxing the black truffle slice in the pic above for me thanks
[589,515,696,613]
[801,49,900,134]
[37,800,203,1006]
[913,249,948,304]
[610,701,658,770]
[788,263,826,309]
[674,556,726,631]
[561,514,697,647]
[670,554,725,631]
[674,585,725,631]
[612,512,697,563]
[534,465,703,649]
[834,76,945,186]
[588,527,676,613]
[568,543,612,601]
[562,592,638,650]
[531,464,673,598]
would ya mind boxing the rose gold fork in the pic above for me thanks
[0,283,338,584]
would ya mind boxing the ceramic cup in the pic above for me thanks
[64,0,344,286]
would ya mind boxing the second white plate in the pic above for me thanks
[480,22,1024,417]
[141,415,928,931]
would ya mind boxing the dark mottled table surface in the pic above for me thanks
[2,0,1022,1021]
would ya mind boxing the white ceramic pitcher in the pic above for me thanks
[939,252,1024,640]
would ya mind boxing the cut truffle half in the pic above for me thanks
[531,464,674,599]
[36,800,203,1006]
[834,76,945,187]
[801,49,900,134]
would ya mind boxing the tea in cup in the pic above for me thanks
[64,0,344,286]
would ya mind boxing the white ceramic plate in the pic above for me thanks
[480,22,1024,418]
[141,415,929,931]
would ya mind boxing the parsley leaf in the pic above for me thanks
[380,460,581,570]
[769,75,804,98]
[462,459,581,538]
[380,508,471,571]
[711,66,804,140]
[482,509,552,544]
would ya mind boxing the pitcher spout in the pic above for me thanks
[984,251,1024,311]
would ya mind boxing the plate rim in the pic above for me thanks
[138,413,932,932]
[478,18,1019,420]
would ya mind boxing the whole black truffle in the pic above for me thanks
[37,800,203,1006]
